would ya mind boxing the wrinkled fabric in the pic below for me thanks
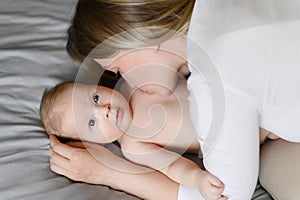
[0,0,139,199]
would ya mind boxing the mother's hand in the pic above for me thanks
[49,135,111,185]
[49,135,180,200]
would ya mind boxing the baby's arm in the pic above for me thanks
[49,135,178,200]
[121,140,225,200]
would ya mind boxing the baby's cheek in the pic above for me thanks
[102,126,122,143]
[154,85,173,97]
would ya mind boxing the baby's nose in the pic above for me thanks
[95,104,111,119]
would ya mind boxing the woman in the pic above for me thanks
[61,0,300,199]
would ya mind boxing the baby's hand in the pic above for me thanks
[197,170,227,200]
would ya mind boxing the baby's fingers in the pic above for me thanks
[208,175,224,188]
[208,185,225,199]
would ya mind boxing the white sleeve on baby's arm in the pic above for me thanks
[178,184,204,200]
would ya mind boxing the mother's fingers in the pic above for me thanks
[50,146,70,165]
[50,162,70,177]
[50,161,83,182]
[66,141,85,148]
[50,135,78,159]
[49,135,61,146]
[49,146,72,176]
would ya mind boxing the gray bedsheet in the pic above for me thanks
[0,0,139,199]
[0,0,271,199]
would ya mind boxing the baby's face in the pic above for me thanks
[94,36,187,96]
[58,83,132,143]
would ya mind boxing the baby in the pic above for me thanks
[40,79,225,199]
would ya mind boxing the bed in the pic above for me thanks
[0,0,272,199]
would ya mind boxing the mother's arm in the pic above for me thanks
[49,135,178,200]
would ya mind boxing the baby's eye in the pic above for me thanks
[93,94,100,104]
[89,119,95,128]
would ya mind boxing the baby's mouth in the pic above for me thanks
[116,108,122,122]
[111,107,120,123]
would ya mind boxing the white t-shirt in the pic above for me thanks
[179,0,300,199]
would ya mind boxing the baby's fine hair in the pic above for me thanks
[40,82,74,136]
[67,0,195,62]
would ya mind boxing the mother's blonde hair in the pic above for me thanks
[67,0,195,62]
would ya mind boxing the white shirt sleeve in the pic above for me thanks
[186,1,300,199]
[187,56,260,199]
[187,22,261,199]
